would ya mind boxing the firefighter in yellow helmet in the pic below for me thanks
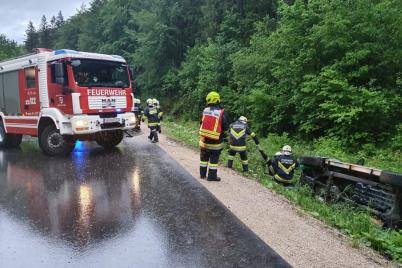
[143,98,162,142]
[153,98,163,133]
[199,91,229,181]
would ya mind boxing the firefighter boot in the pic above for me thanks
[153,131,159,143]
[207,169,221,181]
[242,163,249,172]
[200,161,208,179]
[227,151,235,169]
[200,167,207,179]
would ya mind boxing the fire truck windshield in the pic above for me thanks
[72,59,130,88]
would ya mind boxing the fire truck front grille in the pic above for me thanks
[88,96,127,110]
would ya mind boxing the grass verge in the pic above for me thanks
[163,118,402,263]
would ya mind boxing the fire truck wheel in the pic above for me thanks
[95,130,124,149]
[40,125,75,156]
[0,122,8,147]
[0,121,17,148]
[8,134,22,147]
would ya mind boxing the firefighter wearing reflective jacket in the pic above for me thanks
[199,91,229,181]
[133,98,143,131]
[269,145,299,185]
[143,98,162,143]
[227,116,259,172]
[153,98,163,133]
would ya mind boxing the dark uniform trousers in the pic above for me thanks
[144,107,160,142]
[134,112,142,130]
[149,126,159,142]
[227,149,249,172]
[200,147,222,180]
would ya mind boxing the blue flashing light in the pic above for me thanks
[54,49,79,55]
[75,140,84,150]
[116,108,122,112]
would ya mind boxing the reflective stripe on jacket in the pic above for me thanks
[199,107,224,140]
[228,121,256,151]
[143,106,160,126]
[199,140,224,150]
[271,154,298,181]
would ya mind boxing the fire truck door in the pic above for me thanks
[19,67,40,116]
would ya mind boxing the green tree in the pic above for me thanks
[39,15,52,48]
[0,34,22,61]
[24,21,39,52]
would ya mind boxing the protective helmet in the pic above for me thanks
[134,98,141,104]
[146,98,154,107]
[206,91,220,105]
[238,116,247,124]
[153,98,159,106]
[282,145,292,153]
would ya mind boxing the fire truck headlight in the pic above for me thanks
[129,116,136,124]
[75,120,89,128]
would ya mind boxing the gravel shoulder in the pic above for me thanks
[140,125,393,267]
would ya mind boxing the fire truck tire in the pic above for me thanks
[95,130,124,149]
[0,122,21,148]
[8,134,22,147]
[0,122,10,148]
[39,125,75,156]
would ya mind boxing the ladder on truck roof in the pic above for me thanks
[0,48,53,66]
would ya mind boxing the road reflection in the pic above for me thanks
[0,140,289,267]
[0,144,143,249]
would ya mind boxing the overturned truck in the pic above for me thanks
[299,156,402,227]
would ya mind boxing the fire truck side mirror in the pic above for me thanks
[54,62,66,85]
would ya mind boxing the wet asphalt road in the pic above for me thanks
[0,134,290,268]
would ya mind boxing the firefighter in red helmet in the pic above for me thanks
[199,91,229,181]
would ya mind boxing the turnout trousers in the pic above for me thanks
[134,114,142,130]
[148,126,159,142]
[200,148,221,180]
[227,149,249,172]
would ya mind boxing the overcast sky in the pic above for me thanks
[0,0,91,44]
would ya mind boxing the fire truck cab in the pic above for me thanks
[0,48,136,155]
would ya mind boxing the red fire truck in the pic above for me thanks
[0,48,136,155]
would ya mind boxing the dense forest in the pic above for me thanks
[1,0,401,150]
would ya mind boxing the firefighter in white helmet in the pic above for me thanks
[132,98,143,131]
[152,98,163,133]
[268,145,299,186]
[227,116,259,172]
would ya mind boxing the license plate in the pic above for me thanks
[102,98,116,108]
[103,117,120,123]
